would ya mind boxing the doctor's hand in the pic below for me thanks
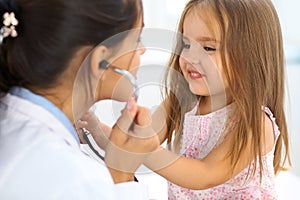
[76,111,111,150]
[105,97,160,183]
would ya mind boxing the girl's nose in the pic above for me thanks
[181,50,198,66]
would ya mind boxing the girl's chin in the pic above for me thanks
[110,93,135,103]
[188,85,208,96]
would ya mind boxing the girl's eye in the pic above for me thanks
[203,46,216,52]
[183,43,191,49]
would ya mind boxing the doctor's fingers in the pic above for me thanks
[75,120,88,144]
[77,112,108,139]
[80,110,100,129]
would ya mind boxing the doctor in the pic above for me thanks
[0,0,158,199]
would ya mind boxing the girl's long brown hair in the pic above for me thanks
[164,0,290,178]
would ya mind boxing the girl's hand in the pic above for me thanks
[76,110,111,150]
[105,98,160,181]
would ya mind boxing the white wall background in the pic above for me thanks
[273,0,300,179]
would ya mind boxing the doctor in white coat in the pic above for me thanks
[0,0,159,199]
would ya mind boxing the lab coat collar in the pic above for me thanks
[9,87,80,145]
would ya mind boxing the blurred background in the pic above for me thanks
[94,0,300,199]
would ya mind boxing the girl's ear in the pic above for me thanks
[90,45,108,78]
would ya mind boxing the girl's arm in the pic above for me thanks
[150,99,170,144]
[144,132,238,190]
[145,114,275,190]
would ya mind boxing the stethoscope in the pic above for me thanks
[98,60,139,101]
[81,60,139,162]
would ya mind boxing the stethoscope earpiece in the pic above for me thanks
[98,60,139,100]
[98,60,110,69]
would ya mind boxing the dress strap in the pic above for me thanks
[261,106,281,143]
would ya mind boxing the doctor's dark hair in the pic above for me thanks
[0,0,143,93]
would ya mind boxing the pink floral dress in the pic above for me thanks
[168,103,279,200]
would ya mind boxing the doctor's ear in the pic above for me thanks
[90,45,108,77]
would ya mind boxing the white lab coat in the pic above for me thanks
[0,93,148,200]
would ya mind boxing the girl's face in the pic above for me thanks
[98,18,145,101]
[179,10,230,100]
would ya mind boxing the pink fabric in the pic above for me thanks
[168,104,280,200]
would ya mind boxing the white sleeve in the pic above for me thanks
[57,179,149,200]
[115,182,149,200]
[51,175,149,200]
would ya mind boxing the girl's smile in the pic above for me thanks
[187,67,204,80]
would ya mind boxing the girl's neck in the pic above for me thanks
[197,95,233,115]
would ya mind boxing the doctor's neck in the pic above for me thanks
[30,47,94,125]
[31,85,76,125]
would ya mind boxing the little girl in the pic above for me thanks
[78,0,290,199]
[145,0,290,199]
